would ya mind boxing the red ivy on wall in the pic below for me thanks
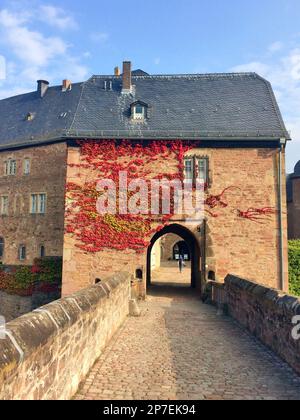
[65,140,276,254]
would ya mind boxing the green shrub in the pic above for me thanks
[289,240,300,297]
[0,267,34,296]
[0,258,62,296]
[32,257,62,284]
[14,266,35,289]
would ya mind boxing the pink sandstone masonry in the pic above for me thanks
[0,272,130,400]
[0,142,67,265]
[62,146,288,296]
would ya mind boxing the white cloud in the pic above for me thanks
[90,32,109,43]
[39,5,78,30]
[231,47,300,172]
[231,61,269,75]
[0,55,6,80]
[154,57,161,66]
[268,41,284,53]
[0,9,68,67]
[0,6,89,99]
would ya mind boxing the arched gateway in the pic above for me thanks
[146,224,201,290]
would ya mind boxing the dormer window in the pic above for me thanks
[25,112,35,121]
[131,101,148,121]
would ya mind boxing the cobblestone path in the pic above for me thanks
[75,286,300,400]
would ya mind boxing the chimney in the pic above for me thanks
[62,79,72,92]
[114,66,120,76]
[37,80,49,98]
[122,61,132,93]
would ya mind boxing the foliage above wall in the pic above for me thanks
[0,258,62,296]
[65,140,277,254]
[289,240,300,297]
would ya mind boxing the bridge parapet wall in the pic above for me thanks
[0,272,131,400]
[210,275,300,376]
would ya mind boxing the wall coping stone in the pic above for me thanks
[0,272,130,382]
[225,274,300,315]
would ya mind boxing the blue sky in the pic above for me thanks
[0,0,299,172]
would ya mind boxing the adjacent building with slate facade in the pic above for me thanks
[0,61,290,296]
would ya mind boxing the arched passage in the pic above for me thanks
[147,224,201,290]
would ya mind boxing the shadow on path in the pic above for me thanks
[75,284,300,400]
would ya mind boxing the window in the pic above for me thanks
[31,194,46,214]
[0,238,4,258]
[4,159,17,176]
[23,159,31,175]
[184,159,194,181]
[196,158,208,182]
[40,245,45,258]
[184,157,209,185]
[25,112,35,121]
[0,196,8,215]
[18,245,26,261]
[131,101,148,121]
[135,104,144,115]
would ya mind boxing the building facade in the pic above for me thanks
[287,161,300,239]
[0,62,290,297]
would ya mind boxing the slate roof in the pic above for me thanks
[0,72,290,150]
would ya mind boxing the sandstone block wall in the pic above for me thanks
[63,146,288,296]
[0,289,61,322]
[0,292,32,322]
[0,142,67,265]
[288,177,300,239]
[222,275,300,375]
[0,272,130,400]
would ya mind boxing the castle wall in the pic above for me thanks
[0,143,67,265]
[62,145,288,296]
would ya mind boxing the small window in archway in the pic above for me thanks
[173,241,191,261]
[135,269,143,280]
[95,278,102,284]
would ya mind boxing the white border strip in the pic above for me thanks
[34,309,59,330]
[5,330,24,363]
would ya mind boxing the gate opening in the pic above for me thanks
[146,224,201,291]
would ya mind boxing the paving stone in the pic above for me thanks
[75,286,300,401]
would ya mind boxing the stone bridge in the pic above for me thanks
[0,273,300,400]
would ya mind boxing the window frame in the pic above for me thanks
[30,193,47,214]
[4,159,17,176]
[0,195,8,215]
[131,101,148,121]
[18,245,26,261]
[183,156,209,186]
[23,158,31,175]
[184,158,194,182]
[40,245,46,258]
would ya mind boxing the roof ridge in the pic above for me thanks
[90,72,258,80]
